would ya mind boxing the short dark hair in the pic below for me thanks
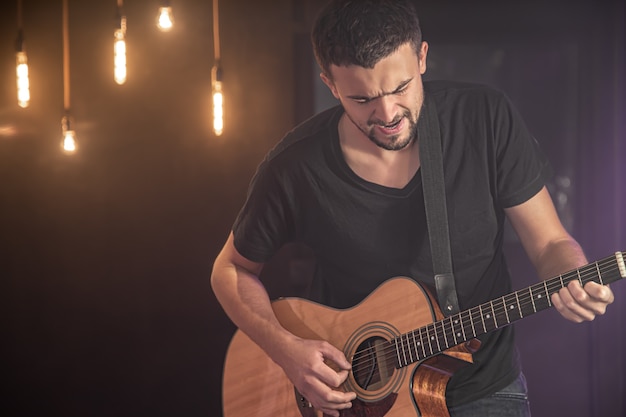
[311,0,423,78]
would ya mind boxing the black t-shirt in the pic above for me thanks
[232,80,551,406]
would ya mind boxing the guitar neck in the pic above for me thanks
[391,251,626,368]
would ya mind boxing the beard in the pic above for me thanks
[346,108,419,151]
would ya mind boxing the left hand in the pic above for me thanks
[551,280,615,322]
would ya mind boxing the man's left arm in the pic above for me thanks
[505,186,615,322]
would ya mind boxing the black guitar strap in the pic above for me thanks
[417,94,460,317]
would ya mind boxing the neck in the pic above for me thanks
[338,114,420,189]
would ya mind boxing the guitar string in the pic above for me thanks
[349,258,621,374]
[353,259,622,370]
[348,256,622,376]
[349,257,622,373]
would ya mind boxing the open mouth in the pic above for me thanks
[385,119,402,129]
[376,118,404,134]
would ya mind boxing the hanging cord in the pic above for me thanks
[213,0,220,62]
[16,0,24,51]
[17,0,22,27]
[62,0,70,112]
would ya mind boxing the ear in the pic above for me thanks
[418,41,429,75]
[320,72,340,100]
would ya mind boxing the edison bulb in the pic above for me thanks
[16,51,30,108]
[157,7,174,32]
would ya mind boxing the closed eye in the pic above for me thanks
[348,78,412,104]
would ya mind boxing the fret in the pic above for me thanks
[425,325,434,356]
[408,334,416,362]
[490,301,498,328]
[440,320,450,349]
[502,296,510,323]
[503,293,522,322]
[577,269,583,286]
[402,335,413,364]
[460,310,475,340]
[394,337,401,367]
[468,308,477,338]
[478,305,487,333]
[543,280,552,307]
[419,327,427,358]
[529,283,550,312]
[413,328,425,360]
[515,291,524,319]
[450,316,460,345]
[409,331,418,361]
[479,304,498,333]
[401,334,410,365]
[596,262,604,285]
[432,323,441,353]
[528,286,537,313]
[519,287,533,317]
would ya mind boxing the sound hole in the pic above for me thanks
[352,336,393,391]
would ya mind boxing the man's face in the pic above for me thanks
[322,42,428,151]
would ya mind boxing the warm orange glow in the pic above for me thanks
[156,7,174,31]
[16,51,30,108]
[62,130,77,153]
[61,116,77,154]
[213,81,224,136]
[114,28,127,85]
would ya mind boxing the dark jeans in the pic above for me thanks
[448,373,531,417]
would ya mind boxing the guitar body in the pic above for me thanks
[222,251,626,417]
[222,277,476,417]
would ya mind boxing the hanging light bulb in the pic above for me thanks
[16,48,30,108]
[61,0,76,154]
[211,64,223,136]
[156,1,174,32]
[114,14,127,85]
[211,0,223,136]
[15,0,30,108]
[61,115,77,153]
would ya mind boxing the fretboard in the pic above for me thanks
[390,251,626,368]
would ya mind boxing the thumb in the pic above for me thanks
[320,342,351,370]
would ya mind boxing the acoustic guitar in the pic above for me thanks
[222,251,625,417]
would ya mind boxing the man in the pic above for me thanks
[210,0,615,416]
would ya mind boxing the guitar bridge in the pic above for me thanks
[294,389,316,417]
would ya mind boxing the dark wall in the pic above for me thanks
[1,1,623,416]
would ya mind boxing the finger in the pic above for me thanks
[570,281,612,315]
[307,379,355,414]
[583,282,615,304]
[319,341,352,370]
[552,284,591,322]
[551,291,580,322]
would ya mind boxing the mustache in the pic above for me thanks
[369,110,412,127]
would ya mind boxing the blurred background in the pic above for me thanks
[1,0,624,416]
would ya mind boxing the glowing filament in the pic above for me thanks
[212,81,223,136]
[114,28,127,85]
[62,116,77,154]
[63,130,76,153]
[16,51,30,108]
[157,7,173,31]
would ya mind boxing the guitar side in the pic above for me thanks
[222,251,626,417]
[222,277,442,417]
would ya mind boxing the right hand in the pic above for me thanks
[274,337,357,417]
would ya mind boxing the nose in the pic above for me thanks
[373,95,398,125]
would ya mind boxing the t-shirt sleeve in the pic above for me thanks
[492,92,552,208]
[232,157,297,263]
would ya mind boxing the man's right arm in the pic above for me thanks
[210,231,356,416]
